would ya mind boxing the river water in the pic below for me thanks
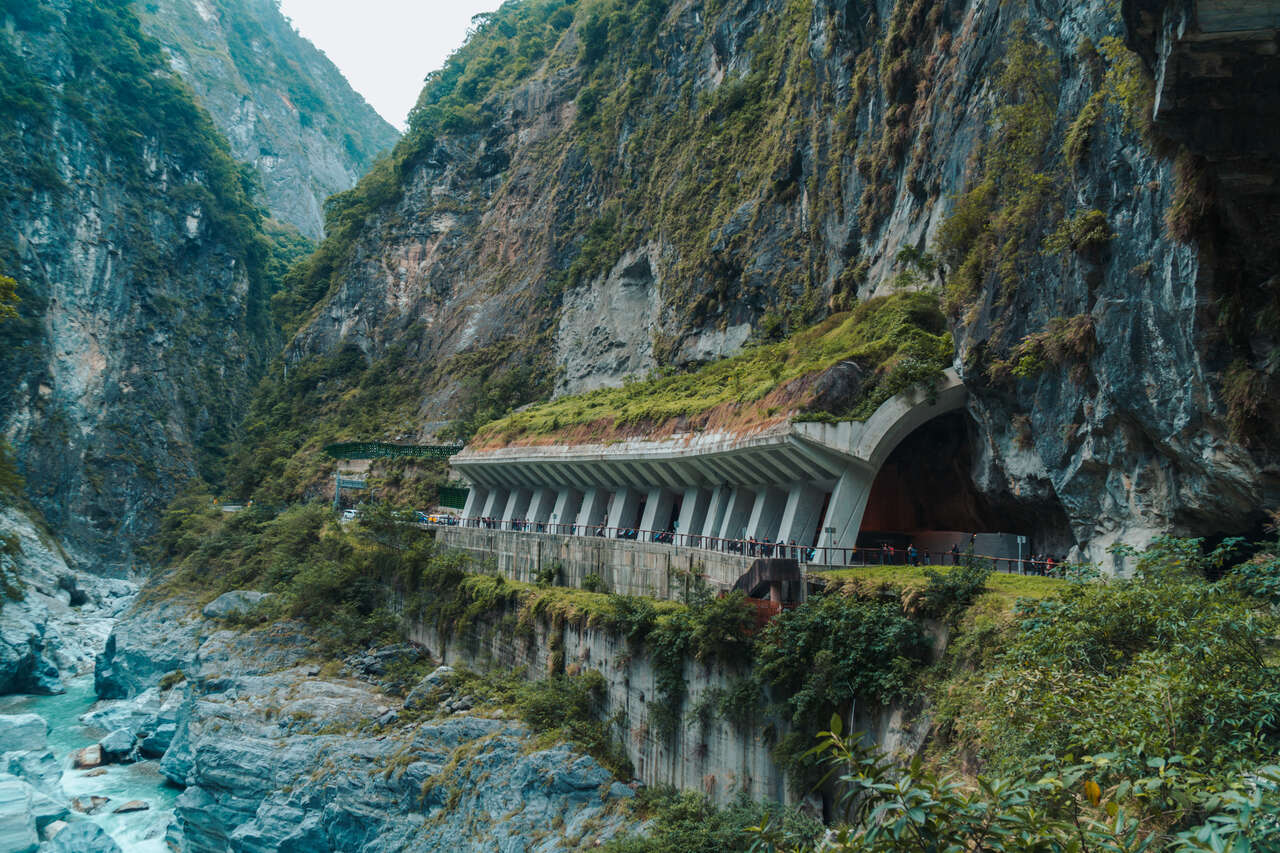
[0,678,179,851]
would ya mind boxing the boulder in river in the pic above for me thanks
[112,799,149,813]
[98,728,136,764]
[70,794,110,814]
[71,745,102,769]
[45,820,123,853]
[0,714,47,753]
[0,773,37,852]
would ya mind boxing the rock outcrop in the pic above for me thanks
[0,712,69,848]
[0,506,133,695]
[159,667,633,852]
[136,0,399,239]
[90,592,638,851]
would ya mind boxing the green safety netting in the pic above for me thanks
[438,487,470,510]
[324,442,464,460]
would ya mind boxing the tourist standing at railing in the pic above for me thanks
[950,543,960,565]
[908,544,919,566]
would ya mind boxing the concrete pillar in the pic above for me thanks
[824,466,875,550]
[639,488,676,535]
[461,485,488,520]
[552,488,583,533]
[480,487,509,519]
[676,488,712,542]
[609,487,644,533]
[717,487,756,542]
[577,488,610,532]
[745,486,788,541]
[778,483,827,547]
[501,488,532,524]
[527,488,556,525]
[701,486,732,540]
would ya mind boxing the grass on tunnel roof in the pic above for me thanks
[468,292,951,450]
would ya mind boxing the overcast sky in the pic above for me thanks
[278,0,504,130]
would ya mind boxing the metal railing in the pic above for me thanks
[432,516,1065,576]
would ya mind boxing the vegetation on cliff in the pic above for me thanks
[470,292,951,449]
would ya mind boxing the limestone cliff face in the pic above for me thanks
[0,0,278,574]
[136,0,400,240]
[274,0,1278,563]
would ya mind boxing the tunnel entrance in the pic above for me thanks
[856,411,1072,559]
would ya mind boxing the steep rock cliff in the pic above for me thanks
[0,0,281,574]
[135,0,400,240]
[241,0,1278,563]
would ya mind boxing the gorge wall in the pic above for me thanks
[135,0,400,240]
[0,0,386,575]
[261,0,1279,564]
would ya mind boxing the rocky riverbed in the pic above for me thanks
[0,572,642,852]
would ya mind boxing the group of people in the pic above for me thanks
[459,516,1067,575]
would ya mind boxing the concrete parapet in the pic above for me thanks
[434,526,752,597]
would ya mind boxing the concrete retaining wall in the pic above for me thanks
[435,526,753,598]
[408,603,791,804]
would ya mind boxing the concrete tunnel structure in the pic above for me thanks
[450,369,978,555]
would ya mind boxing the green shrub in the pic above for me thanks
[603,787,822,853]
[947,541,1280,780]
[920,562,992,616]
[757,719,1280,852]
[755,593,928,788]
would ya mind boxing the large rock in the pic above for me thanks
[44,821,122,853]
[71,746,102,770]
[97,729,136,764]
[0,715,46,753]
[403,665,453,711]
[0,773,37,853]
[161,667,635,852]
[94,599,203,700]
[201,591,274,621]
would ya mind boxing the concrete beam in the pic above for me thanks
[462,485,489,519]
[745,486,788,541]
[480,487,509,519]
[718,486,756,541]
[778,483,826,547]
[650,461,686,491]
[676,488,712,540]
[717,454,762,486]
[639,488,677,534]
[552,488,583,532]
[577,488,610,531]
[527,488,556,524]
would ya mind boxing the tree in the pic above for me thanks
[0,274,17,321]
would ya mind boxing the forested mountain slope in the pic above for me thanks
[239,0,1279,564]
[135,0,400,240]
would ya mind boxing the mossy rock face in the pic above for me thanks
[468,292,952,449]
